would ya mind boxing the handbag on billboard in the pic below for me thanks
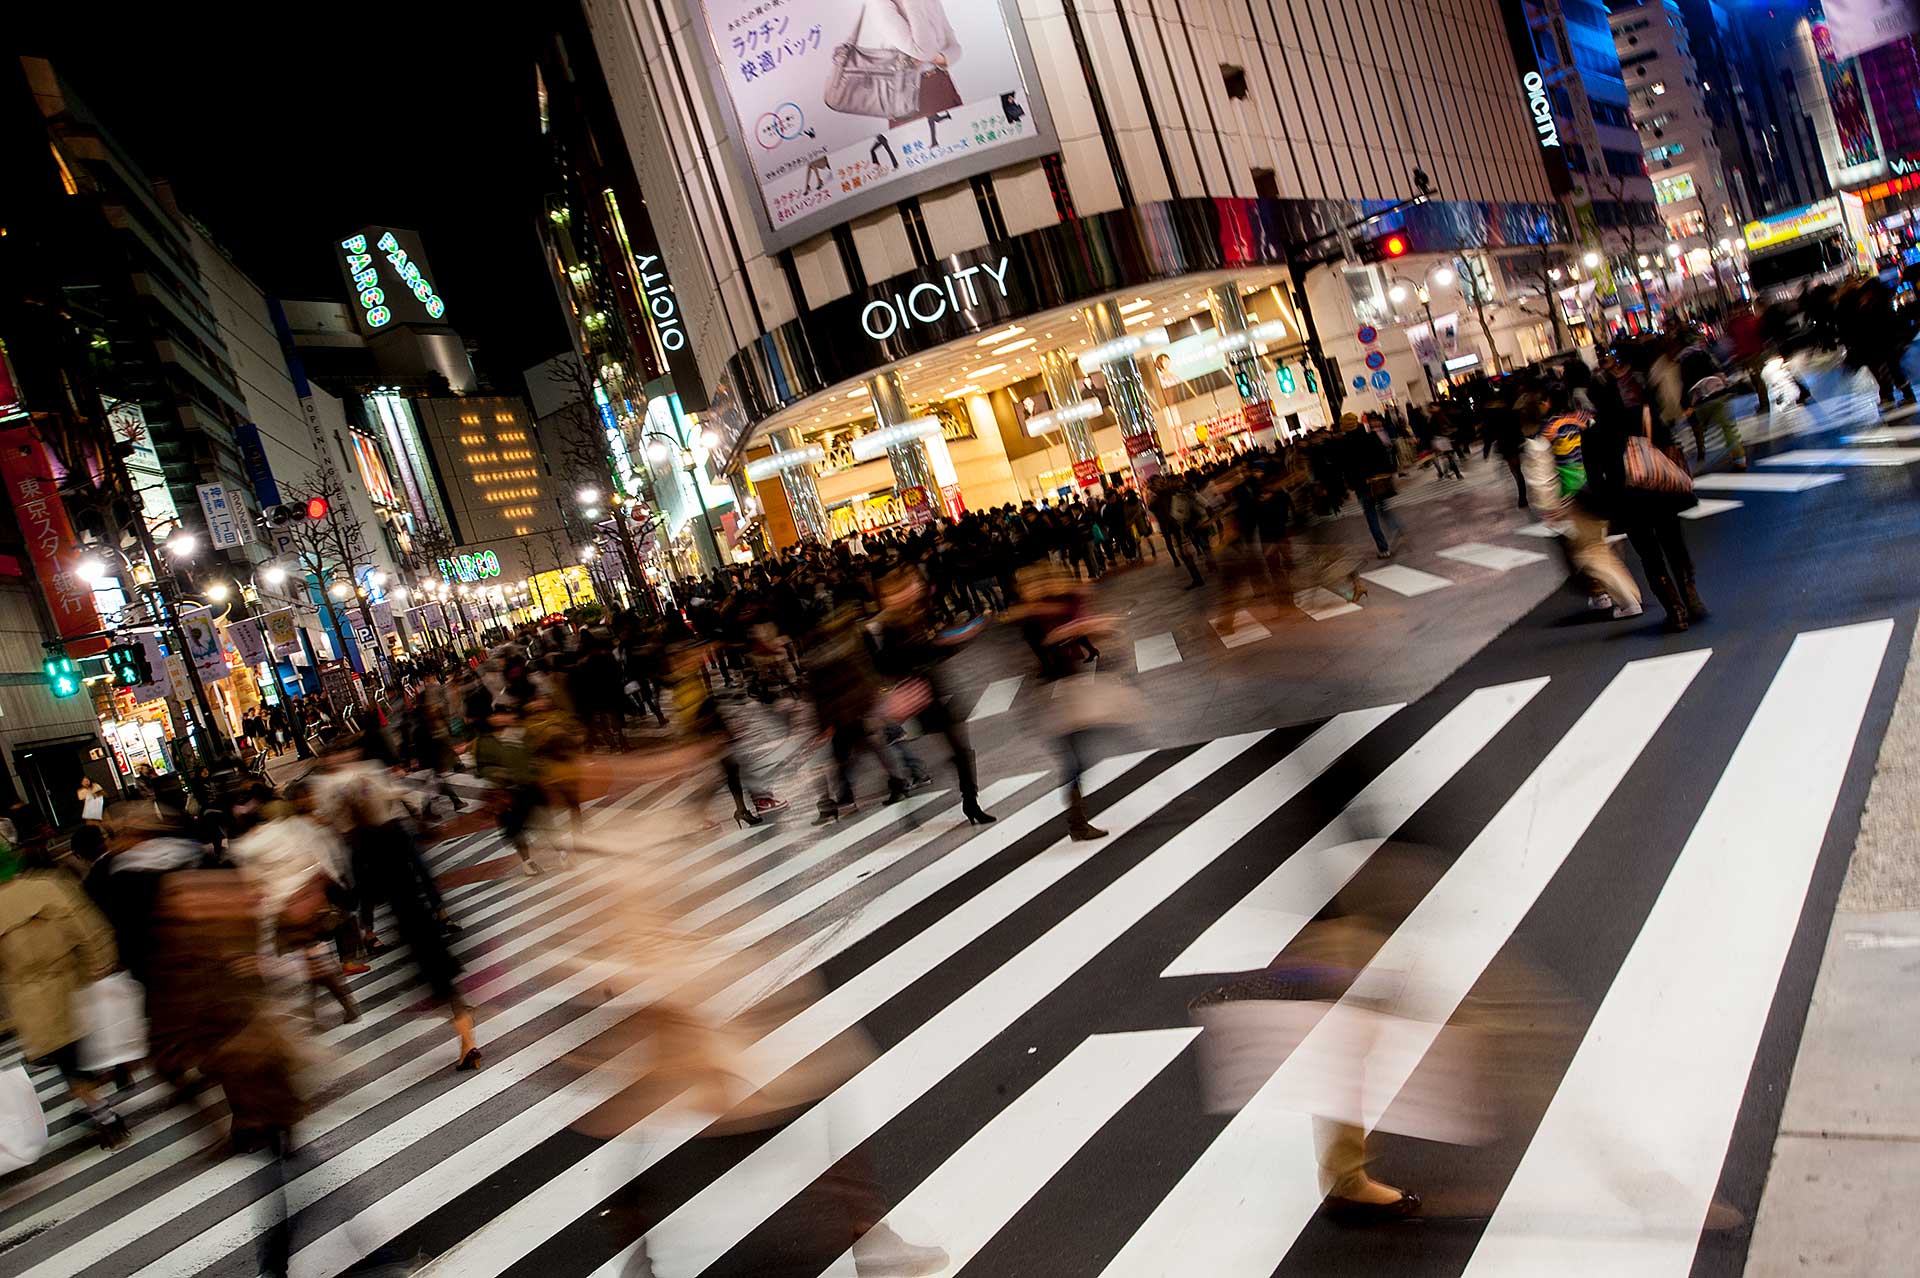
[824,11,925,119]
[917,66,963,116]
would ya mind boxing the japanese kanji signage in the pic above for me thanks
[695,0,1054,250]
[0,424,106,654]
[196,482,250,549]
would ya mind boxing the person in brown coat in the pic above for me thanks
[0,850,128,1147]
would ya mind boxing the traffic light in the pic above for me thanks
[1357,231,1412,264]
[263,496,330,527]
[43,651,80,698]
[105,642,152,688]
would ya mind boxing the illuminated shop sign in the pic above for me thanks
[437,550,502,582]
[1743,199,1844,251]
[1521,72,1560,148]
[861,257,1013,341]
[335,227,449,338]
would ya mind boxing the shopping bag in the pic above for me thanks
[74,972,149,1073]
[823,12,923,119]
[0,1066,48,1173]
[1623,434,1694,496]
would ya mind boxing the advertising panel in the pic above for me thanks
[696,0,1055,249]
[334,227,448,338]
[0,424,105,653]
[351,432,401,510]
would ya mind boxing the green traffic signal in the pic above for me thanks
[43,653,80,698]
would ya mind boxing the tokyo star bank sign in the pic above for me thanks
[691,0,1058,251]
[334,226,449,339]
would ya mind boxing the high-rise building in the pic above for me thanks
[540,0,1569,551]
[1608,0,1738,248]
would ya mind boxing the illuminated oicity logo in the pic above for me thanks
[1522,72,1561,149]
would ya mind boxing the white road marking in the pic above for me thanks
[1680,498,1744,519]
[1692,472,1844,492]
[1360,564,1454,597]
[1840,426,1920,444]
[1111,650,1710,1277]
[1212,609,1272,647]
[1757,447,1920,467]
[833,1028,1201,1276]
[1163,678,1547,978]
[1465,621,1892,1276]
[968,676,1024,721]
[1437,542,1550,572]
[1294,587,1362,620]
[631,717,1393,1278]
[1134,632,1182,672]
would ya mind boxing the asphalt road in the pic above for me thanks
[1,367,1914,1278]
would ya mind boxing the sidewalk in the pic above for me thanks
[1744,591,1920,1273]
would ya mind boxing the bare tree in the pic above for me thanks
[281,469,390,690]
[1452,253,1507,375]
[1596,174,1658,313]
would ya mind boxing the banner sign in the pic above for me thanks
[179,607,230,678]
[371,600,397,638]
[0,424,105,653]
[132,632,173,705]
[264,608,298,649]
[229,621,270,669]
[694,0,1054,250]
[196,482,250,548]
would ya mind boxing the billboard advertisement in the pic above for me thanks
[334,227,449,338]
[696,0,1055,249]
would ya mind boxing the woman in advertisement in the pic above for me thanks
[836,0,963,159]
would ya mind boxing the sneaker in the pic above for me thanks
[1612,599,1644,619]
[1588,593,1613,611]
[522,859,541,877]
[342,960,371,976]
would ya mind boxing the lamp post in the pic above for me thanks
[644,426,723,575]
[1387,274,1444,397]
[230,564,314,759]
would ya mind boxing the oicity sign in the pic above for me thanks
[1522,72,1560,149]
[862,257,1014,341]
[634,253,687,352]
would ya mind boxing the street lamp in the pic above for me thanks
[643,418,723,576]
[164,530,197,558]
[1583,250,1602,269]
[1387,272,1445,396]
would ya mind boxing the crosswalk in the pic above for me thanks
[0,613,1893,1278]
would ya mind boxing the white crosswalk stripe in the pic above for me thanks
[1360,564,1454,596]
[1211,609,1271,647]
[0,629,1893,1278]
[967,675,1023,721]
[1133,632,1181,672]
[1437,541,1550,572]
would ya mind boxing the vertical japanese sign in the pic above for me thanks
[179,607,230,679]
[196,482,250,549]
[265,608,298,649]
[0,424,105,653]
[234,423,283,507]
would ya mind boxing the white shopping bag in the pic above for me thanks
[74,972,149,1073]
[0,1066,48,1173]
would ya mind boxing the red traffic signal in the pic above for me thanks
[305,496,330,521]
[1358,231,1412,264]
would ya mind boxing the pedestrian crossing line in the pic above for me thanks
[1162,677,1548,978]
[626,718,1392,1278]
[1437,541,1550,572]
[404,746,1218,1278]
[299,779,1050,1278]
[1757,446,1920,467]
[1514,522,1559,538]
[1134,632,1182,673]
[1680,498,1744,520]
[115,802,962,1278]
[968,676,1024,721]
[1110,650,1711,1276]
[0,830,791,1236]
[1841,425,1920,444]
[833,1028,1203,1275]
[1294,587,1362,621]
[1212,609,1272,647]
[1692,472,1844,492]
[1465,620,1893,1276]
[1360,563,1455,597]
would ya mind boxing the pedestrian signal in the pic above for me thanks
[43,653,80,698]
[105,643,152,688]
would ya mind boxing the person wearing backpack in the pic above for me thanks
[1520,389,1643,619]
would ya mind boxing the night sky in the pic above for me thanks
[18,5,571,390]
